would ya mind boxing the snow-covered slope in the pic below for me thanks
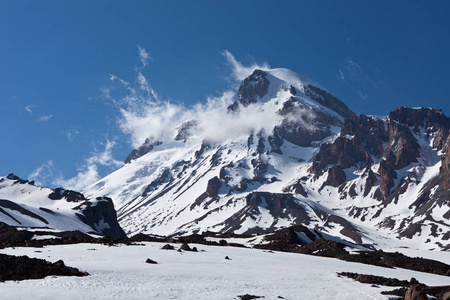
[84,69,450,250]
[1,242,449,299]
[0,174,125,238]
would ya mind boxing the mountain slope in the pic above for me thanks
[0,174,125,238]
[84,69,450,250]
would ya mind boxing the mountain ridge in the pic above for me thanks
[82,68,450,251]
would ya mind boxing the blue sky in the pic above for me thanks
[1,1,449,189]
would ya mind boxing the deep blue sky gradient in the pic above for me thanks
[1,1,449,187]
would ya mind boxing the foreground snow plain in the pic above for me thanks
[1,242,449,299]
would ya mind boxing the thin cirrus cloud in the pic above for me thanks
[338,58,386,100]
[38,115,53,122]
[66,127,80,142]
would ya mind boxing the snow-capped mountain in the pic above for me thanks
[84,68,450,250]
[0,174,125,238]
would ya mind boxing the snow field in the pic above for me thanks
[1,242,449,299]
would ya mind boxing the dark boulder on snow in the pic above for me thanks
[237,294,264,300]
[145,258,158,264]
[178,243,197,252]
[161,244,175,250]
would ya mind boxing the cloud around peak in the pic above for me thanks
[222,50,270,82]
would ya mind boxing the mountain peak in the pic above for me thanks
[228,68,354,120]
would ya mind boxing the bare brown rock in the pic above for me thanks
[404,278,428,300]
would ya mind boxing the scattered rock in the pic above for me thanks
[161,244,175,250]
[145,258,158,264]
[237,294,264,300]
[179,243,191,251]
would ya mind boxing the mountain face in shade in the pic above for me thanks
[83,69,450,250]
[0,174,126,238]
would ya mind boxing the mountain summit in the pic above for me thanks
[84,68,449,251]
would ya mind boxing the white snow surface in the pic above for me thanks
[0,176,103,234]
[1,242,449,299]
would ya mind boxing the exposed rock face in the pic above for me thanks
[441,140,450,190]
[48,188,86,202]
[174,120,198,142]
[325,165,346,187]
[74,197,126,238]
[304,85,355,119]
[311,115,379,174]
[404,278,428,300]
[205,176,222,197]
[228,70,270,111]
[311,107,450,199]
[124,138,162,164]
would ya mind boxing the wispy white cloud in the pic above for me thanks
[222,50,270,81]
[356,89,368,100]
[29,160,54,186]
[86,139,122,168]
[25,105,34,113]
[105,50,318,150]
[52,138,122,190]
[66,127,80,142]
[338,69,345,82]
[338,58,387,100]
[38,114,53,122]
[138,45,151,68]
[53,164,100,192]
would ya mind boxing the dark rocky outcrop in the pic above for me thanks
[48,188,86,202]
[274,95,343,147]
[125,138,162,164]
[325,165,346,187]
[6,173,34,185]
[0,222,34,244]
[404,278,428,300]
[205,176,222,197]
[304,85,355,119]
[254,225,317,252]
[174,120,198,142]
[337,272,410,287]
[74,197,127,238]
[441,140,450,190]
[310,107,450,201]
[228,70,270,112]
[0,253,88,282]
